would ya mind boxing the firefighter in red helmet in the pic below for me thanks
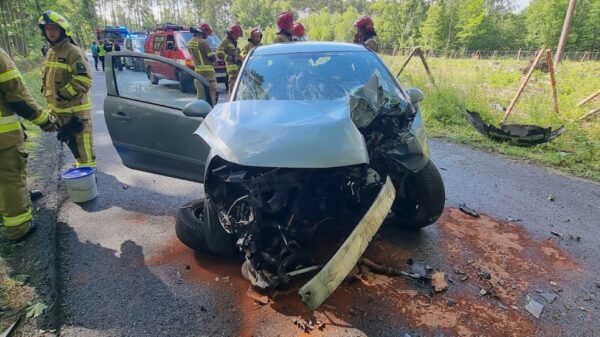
[353,16,379,52]
[292,22,306,41]
[217,24,243,95]
[241,27,263,58]
[274,12,294,43]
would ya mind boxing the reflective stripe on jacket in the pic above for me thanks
[42,39,92,115]
[0,47,46,149]
[188,36,216,73]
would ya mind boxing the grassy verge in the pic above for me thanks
[383,56,600,182]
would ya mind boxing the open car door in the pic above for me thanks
[104,51,213,182]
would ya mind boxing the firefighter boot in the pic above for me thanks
[4,220,36,241]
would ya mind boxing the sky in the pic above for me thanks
[515,0,532,11]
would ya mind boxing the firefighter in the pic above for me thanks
[39,10,95,168]
[240,27,262,58]
[353,16,379,52]
[98,39,107,71]
[292,22,306,42]
[217,24,243,95]
[188,23,217,105]
[0,47,56,240]
[274,12,294,43]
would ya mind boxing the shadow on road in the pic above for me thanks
[57,223,232,337]
[71,171,196,216]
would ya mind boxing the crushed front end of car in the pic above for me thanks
[193,75,436,305]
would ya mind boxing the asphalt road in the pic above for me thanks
[54,63,600,337]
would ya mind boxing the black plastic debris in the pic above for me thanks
[466,110,564,146]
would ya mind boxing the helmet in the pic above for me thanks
[293,22,305,37]
[38,10,72,37]
[227,23,243,39]
[250,27,263,41]
[199,22,213,35]
[353,16,374,32]
[277,12,294,31]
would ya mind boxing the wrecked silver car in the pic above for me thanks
[103,43,445,305]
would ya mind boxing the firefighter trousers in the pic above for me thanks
[54,111,96,167]
[0,142,31,228]
[194,70,217,106]
[227,69,239,96]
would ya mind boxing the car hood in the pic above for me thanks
[195,100,369,168]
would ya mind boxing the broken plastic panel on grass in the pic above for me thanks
[196,75,422,308]
[466,110,564,146]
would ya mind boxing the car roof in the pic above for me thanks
[252,42,369,56]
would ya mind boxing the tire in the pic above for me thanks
[391,161,445,230]
[147,67,159,84]
[175,199,236,256]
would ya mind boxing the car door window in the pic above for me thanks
[112,55,199,109]
[153,35,165,51]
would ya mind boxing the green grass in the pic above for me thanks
[383,56,600,182]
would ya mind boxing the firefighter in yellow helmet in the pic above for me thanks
[0,48,57,240]
[188,23,217,106]
[240,27,263,58]
[39,10,95,168]
[217,24,243,95]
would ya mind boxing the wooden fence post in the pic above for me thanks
[502,49,545,124]
[546,49,560,115]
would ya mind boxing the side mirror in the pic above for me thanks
[406,88,425,104]
[183,100,212,118]
[166,41,175,50]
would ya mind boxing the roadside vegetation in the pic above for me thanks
[384,55,600,181]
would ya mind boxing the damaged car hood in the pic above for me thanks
[195,100,369,168]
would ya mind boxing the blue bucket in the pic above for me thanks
[61,167,98,203]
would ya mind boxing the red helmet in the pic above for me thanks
[227,23,243,39]
[354,16,374,32]
[199,22,213,35]
[293,22,305,37]
[277,12,294,31]
[250,27,263,41]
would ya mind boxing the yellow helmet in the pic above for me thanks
[38,10,73,38]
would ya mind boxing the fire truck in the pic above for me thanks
[96,26,129,45]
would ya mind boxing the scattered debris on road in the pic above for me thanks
[459,203,480,217]
[551,231,563,238]
[292,317,325,332]
[525,297,544,318]
[541,292,557,303]
[431,272,449,292]
[547,194,556,201]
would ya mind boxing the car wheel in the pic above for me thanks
[391,161,445,230]
[147,66,159,84]
[175,199,237,256]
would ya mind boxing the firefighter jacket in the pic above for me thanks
[42,38,93,116]
[217,37,241,74]
[362,31,379,53]
[188,36,216,73]
[0,48,50,150]
[240,40,261,58]
[274,30,293,43]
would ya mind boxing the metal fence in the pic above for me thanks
[382,47,600,62]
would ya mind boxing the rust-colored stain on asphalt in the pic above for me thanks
[146,208,583,337]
